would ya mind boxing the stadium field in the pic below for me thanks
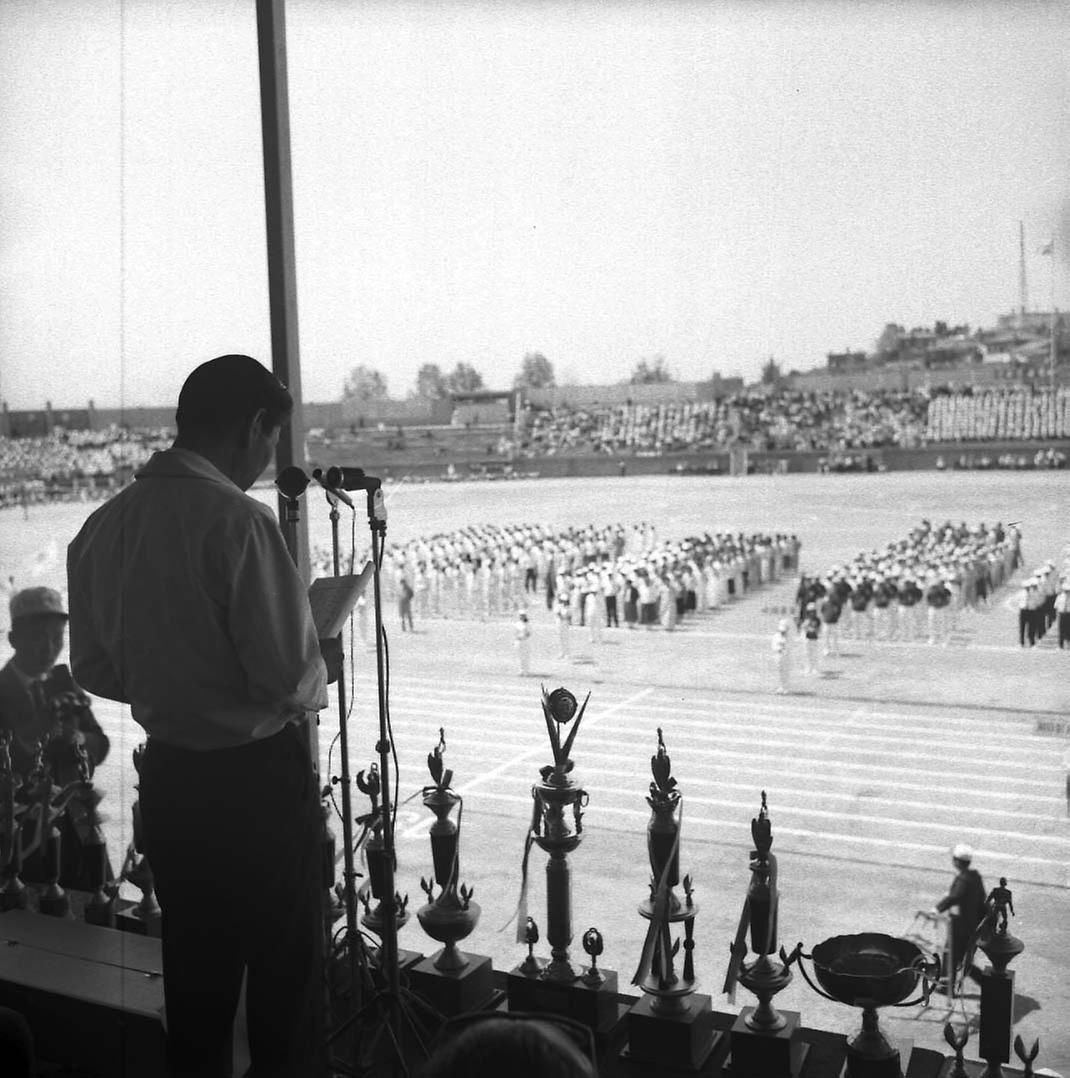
[1,469,1067,1067]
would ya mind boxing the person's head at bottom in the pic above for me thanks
[419,1014,596,1078]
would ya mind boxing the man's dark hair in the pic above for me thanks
[175,355,293,439]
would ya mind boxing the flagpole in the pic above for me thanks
[1050,236,1057,389]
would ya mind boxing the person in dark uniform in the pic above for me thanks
[933,843,986,985]
[0,586,111,890]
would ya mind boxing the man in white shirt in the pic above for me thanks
[67,355,339,1078]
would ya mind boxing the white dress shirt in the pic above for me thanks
[67,448,327,750]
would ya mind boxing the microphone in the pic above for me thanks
[275,465,311,501]
[310,469,356,510]
[324,465,382,492]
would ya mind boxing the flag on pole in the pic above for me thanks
[1040,241,1054,255]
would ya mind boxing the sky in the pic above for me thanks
[1,0,1069,410]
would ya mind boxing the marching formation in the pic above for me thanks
[1016,553,1070,649]
[361,523,801,643]
[793,519,1023,651]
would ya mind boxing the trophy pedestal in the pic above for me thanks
[506,963,620,1034]
[409,952,500,1016]
[38,889,72,918]
[619,992,721,1075]
[724,1008,808,1078]
[115,899,163,938]
[388,947,424,975]
[842,1037,913,1078]
[978,968,1014,1068]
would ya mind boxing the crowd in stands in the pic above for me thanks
[794,520,1022,648]
[926,385,1070,443]
[513,389,930,457]
[511,385,1070,459]
[1,385,1068,506]
[0,427,171,510]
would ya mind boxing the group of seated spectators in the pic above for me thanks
[512,388,930,457]
[0,427,172,509]
[1,385,1068,504]
[509,384,1069,458]
[925,385,1070,443]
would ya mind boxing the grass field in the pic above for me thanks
[2,470,1068,1068]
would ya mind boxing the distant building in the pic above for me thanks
[826,350,868,373]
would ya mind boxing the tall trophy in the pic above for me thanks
[975,879,1025,1078]
[506,686,619,1037]
[409,729,497,1014]
[355,764,417,969]
[20,740,88,917]
[622,729,719,1075]
[67,743,117,927]
[0,733,29,911]
[116,744,162,936]
[723,792,808,1078]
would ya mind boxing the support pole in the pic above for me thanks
[256,0,310,581]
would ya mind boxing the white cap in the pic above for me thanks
[952,843,973,863]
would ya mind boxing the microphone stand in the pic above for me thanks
[364,485,401,1029]
[321,477,404,1076]
[321,488,369,1069]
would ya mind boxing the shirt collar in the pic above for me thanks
[135,447,239,489]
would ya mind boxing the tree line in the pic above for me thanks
[343,352,691,404]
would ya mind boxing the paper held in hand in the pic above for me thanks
[308,562,373,638]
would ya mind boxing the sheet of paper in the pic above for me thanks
[308,561,373,638]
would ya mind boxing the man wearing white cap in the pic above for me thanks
[933,843,986,987]
[0,585,111,889]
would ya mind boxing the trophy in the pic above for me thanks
[622,729,719,1075]
[723,792,807,1078]
[116,744,162,935]
[0,733,29,911]
[20,739,88,917]
[409,729,497,1014]
[797,932,938,1078]
[355,764,417,970]
[66,742,118,927]
[975,880,1025,1078]
[506,686,619,1036]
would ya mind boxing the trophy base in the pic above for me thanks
[620,991,722,1075]
[843,1038,913,1078]
[978,968,1014,1064]
[38,891,73,918]
[83,900,117,929]
[115,899,163,938]
[506,963,620,1034]
[724,1008,809,1078]
[409,952,501,1016]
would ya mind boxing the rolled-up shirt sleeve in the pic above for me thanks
[226,511,328,717]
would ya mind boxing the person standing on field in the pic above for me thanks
[514,611,532,676]
[772,619,791,694]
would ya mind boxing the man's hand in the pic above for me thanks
[319,636,344,684]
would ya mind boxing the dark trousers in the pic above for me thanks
[1058,612,1070,648]
[605,595,619,627]
[140,725,324,1078]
